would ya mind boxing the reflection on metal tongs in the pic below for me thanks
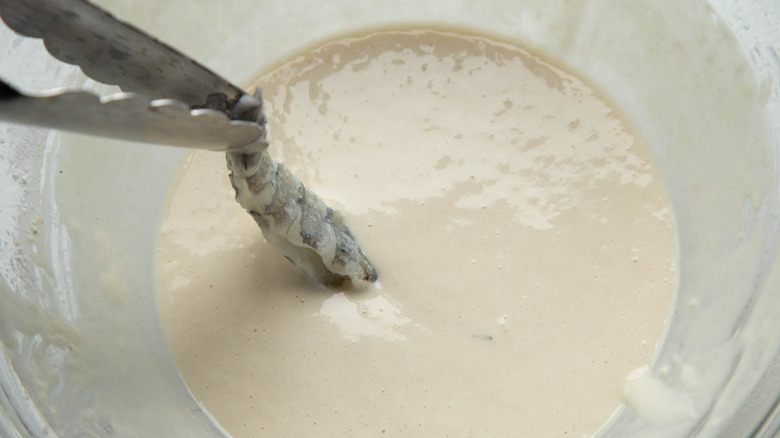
[0,0,378,284]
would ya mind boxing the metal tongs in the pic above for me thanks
[0,0,378,284]
[0,0,266,152]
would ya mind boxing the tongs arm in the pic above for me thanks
[0,0,244,107]
[0,80,266,151]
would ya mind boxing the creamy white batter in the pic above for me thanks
[156,29,676,437]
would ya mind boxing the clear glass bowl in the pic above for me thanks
[1,0,778,437]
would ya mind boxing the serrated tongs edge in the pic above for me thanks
[0,81,266,151]
[0,0,266,151]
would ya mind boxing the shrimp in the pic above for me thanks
[225,88,377,285]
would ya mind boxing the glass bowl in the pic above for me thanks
[0,0,778,436]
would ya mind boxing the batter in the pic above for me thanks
[156,29,676,437]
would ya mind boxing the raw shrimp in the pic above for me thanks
[225,89,377,285]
